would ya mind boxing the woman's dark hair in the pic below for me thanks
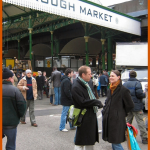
[65,68,73,76]
[111,70,121,78]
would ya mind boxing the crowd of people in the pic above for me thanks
[2,66,148,150]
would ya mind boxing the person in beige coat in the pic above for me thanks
[10,70,18,87]
[17,69,38,127]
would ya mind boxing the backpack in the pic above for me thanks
[92,75,99,86]
[66,105,87,127]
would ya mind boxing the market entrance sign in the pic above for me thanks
[3,0,141,35]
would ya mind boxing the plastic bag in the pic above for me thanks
[126,126,141,150]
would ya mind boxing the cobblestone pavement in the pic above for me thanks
[3,96,148,150]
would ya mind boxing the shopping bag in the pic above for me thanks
[66,105,87,127]
[126,126,141,150]
[127,123,138,137]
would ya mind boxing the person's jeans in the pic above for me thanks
[101,86,107,97]
[112,144,124,150]
[3,128,17,150]
[54,87,61,105]
[59,106,74,131]
[43,86,49,97]
[37,90,43,100]
[50,95,53,104]
[97,90,100,97]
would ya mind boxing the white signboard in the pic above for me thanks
[116,43,148,66]
[3,0,141,35]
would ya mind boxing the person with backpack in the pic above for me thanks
[123,70,148,144]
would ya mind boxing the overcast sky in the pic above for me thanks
[88,0,132,6]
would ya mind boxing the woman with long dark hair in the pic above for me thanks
[102,70,134,150]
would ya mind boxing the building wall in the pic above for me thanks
[114,0,147,13]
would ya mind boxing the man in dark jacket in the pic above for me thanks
[123,70,148,144]
[72,66,103,150]
[51,67,61,105]
[36,71,45,100]
[3,68,26,150]
[99,72,108,97]
[59,68,75,131]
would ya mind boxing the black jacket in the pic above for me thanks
[60,75,73,106]
[102,82,134,144]
[123,78,145,111]
[72,78,103,145]
[3,81,26,129]
[36,76,45,90]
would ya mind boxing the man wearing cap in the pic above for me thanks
[17,69,38,127]
[123,70,148,144]
[3,68,26,149]
[36,71,45,100]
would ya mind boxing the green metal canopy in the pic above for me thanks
[2,0,142,71]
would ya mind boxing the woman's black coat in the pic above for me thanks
[36,76,45,90]
[102,82,134,144]
[71,78,103,145]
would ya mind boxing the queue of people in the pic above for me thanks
[2,66,148,150]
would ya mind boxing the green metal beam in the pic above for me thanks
[3,13,64,31]
[107,37,112,71]
[101,39,106,71]
[2,10,42,22]
[3,4,12,8]
[3,19,79,42]
[3,9,9,18]
[85,23,89,66]
[51,31,54,68]
[18,39,20,60]
[29,16,32,60]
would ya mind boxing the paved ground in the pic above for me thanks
[3,96,148,150]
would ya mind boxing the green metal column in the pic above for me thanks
[101,39,106,70]
[84,23,89,66]
[28,15,33,60]
[32,54,35,71]
[107,37,112,71]
[50,31,54,68]
[18,39,20,60]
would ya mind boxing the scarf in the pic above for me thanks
[110,80,120,95]
[78,77,98,113]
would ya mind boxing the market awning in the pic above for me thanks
[3,0,141,36]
